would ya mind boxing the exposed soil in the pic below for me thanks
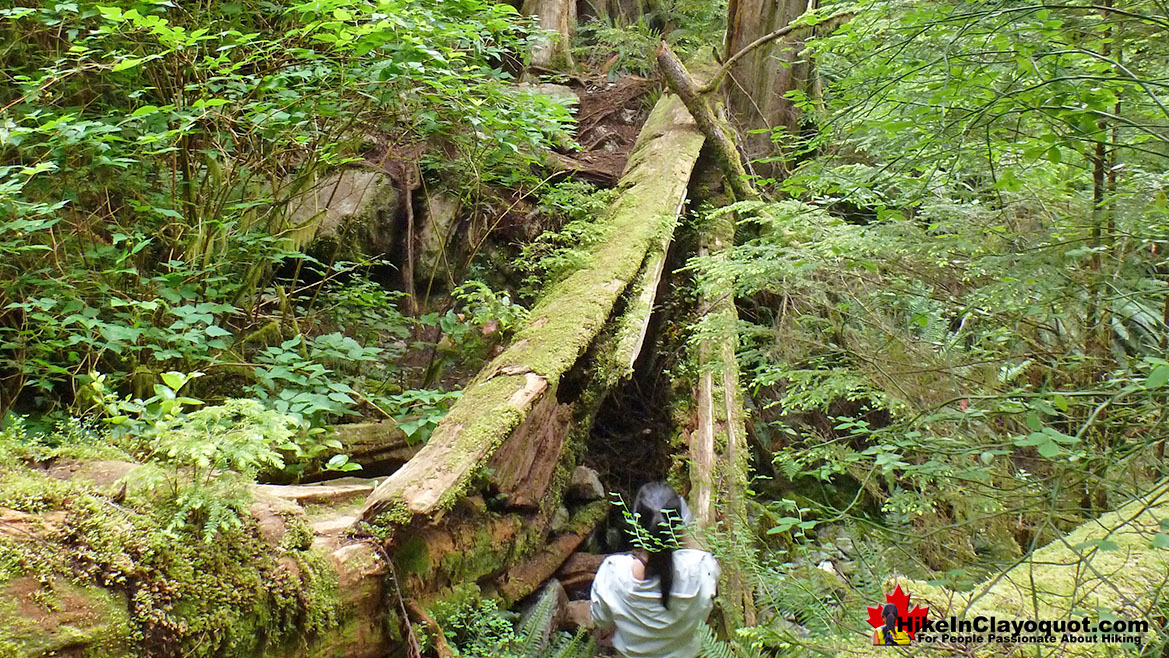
[6,577,106,634]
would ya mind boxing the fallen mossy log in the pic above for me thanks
[326,420,419,469]
[358,89,707,529]
[495,501,607,603]
[689,201,755,628]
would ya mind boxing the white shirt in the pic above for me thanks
[589,549,720,658]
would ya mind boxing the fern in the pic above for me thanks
[699,624,737,658]
[515,585,559,658]
[548,630,594,658]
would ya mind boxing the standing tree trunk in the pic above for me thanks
[523,0,577,71]
[722,0,818,175]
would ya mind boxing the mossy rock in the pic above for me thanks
[0,578,131,657]
[829,490,1169,656]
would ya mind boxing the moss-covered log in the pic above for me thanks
[0,475,394,658]
[358,89,707,529]
[690,197,756,628]
[495,501,607,604]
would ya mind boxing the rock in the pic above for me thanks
[514,83,579,111]
[566,466,605,502]
[562,600,593,630]
[415,191,466,292]
[555,552,605,589]
[550,505,571,534]
[46,460,139,487]
[287,168,398,257]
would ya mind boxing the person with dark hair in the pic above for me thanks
[589,482,720,658]
[872,603,910,646]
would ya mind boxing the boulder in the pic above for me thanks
[415,191,465,292]
[566,465,605,502]
[287,168,398,258]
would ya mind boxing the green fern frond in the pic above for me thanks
[698,623,737,658]
[515,585,559,658]
[548,630,594,658]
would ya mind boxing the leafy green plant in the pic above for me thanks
[517,181,616,300]
[0,0,575,416]
[379,388,463,445]
[246,333,382,426]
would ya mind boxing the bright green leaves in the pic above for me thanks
[1014,426,1080,459]
[1146,365,1169,389]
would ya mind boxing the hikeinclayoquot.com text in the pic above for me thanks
[901,615,1149,646]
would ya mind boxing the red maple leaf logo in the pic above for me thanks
[867,585,929,640]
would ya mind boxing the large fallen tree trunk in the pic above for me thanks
[358,90,706,530]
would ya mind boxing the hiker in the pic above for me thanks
[590,482,720,658]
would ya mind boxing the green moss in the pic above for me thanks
[394,533,431,578]
[0,580,131,657]
[0,462,348,658]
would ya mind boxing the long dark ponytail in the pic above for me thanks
[632,482,684,609]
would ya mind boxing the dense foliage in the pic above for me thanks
[682,0,1169,654]
[0,0,571,419]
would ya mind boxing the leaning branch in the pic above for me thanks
[655,42,759,202]
[700,23,798,95]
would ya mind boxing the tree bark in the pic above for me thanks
[691,200,756,628]
[722,0,819,174]
[523,0,577,71]
[655,43,758,201]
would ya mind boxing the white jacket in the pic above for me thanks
[589,549,720,658]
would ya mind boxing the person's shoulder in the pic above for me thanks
[675,548,717,565]
[674,549,718,574]
[596,553,634,583]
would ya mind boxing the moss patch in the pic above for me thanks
[0,461,348,658]
[829,489,1169,656]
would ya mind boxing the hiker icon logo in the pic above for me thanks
[867,585,929,646]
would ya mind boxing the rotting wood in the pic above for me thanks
[486,394,575,509]
[358,89,707,529]
[251,481,376,506]
[687,195,756,627]
[0,512,393,658]
[326,420,420,467]
[495,501,607,603]
[405,600,456,658]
